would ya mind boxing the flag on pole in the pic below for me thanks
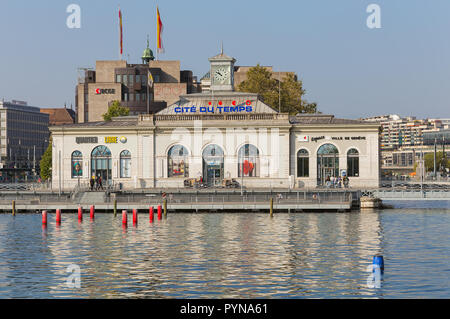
[119,7,123,57]
[148,69,154,88]
[157,6,164,53]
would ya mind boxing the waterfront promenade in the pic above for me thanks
[1,182,449,213]
[0,188,355,213]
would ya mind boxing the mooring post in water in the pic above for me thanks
[122,210,128,225]
[113,199,117,217]
[149,207,154,223]
[157,205,162,220]
[133,209,138,225]
[373,255,384,274]
[42,210,48,225]
[90,205,95,220]
[78,206,83,221]
[12,200,15,216]
[163,199,167,218]
[270,198,273,217]
[56,209,61,224]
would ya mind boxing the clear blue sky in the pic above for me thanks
[1,0,449,119]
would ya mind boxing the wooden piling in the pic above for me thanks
[270,198,273,217]
[113,199,117,217]
[12,200,15,216]
[163,199,167,218]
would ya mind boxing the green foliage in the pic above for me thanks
[424,151,449,172]
[102,100,130,121]
[237,64,318,114]
[40,137,52,181]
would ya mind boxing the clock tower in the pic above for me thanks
[208,48,236,92]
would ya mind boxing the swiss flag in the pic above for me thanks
[299,135,309,142]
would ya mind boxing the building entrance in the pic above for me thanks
[317,144,339,186]
[91,146,112,185]
[202,144,224,187]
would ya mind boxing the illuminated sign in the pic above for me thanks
[105,136,118,144]
[96,89,116,95]
[174,100,253,114]
[119,136,127,144]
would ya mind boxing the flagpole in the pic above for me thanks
[147,79,150,114]
[119,5,122,60]
[156,4,159,61]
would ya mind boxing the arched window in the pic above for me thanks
[347,148,359,177]
[71,151,83,178]
[238,144,260,177]
[91,146,112,181]
[168,145,189,177]
[120,150,131,178]
[317,144,339,185]
[297,149,309,177]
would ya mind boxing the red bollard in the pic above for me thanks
[157,205,162,220]
[133,209,138,225]
[149,207,154,223]
[122,210,128,225]
[78,206,83,221]
[90,205,95,220]
[42,210,47,225]
[56,209,61,224]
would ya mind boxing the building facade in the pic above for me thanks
[0,100,50,182]
[52,52,380,190]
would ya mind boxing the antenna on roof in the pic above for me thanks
[221,41,224,55]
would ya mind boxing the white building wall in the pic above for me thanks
[51,123,379,191]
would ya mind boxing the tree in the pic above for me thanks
[40,137,52,181]
[102,100,130,121]
[237,64,318,114]
[424,151,449,172]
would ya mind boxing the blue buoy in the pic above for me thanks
[373,255,384,273]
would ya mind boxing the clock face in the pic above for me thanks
[213,67,230,84]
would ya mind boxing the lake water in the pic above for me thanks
[0,203,449,298]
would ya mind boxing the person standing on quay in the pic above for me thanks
[90,176,95,191]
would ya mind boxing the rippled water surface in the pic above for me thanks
[0,207,449,298]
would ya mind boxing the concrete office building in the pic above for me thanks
[0,100,50,182]
[76,42,200,123]
[52,51,381,191]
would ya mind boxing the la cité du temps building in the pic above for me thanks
[50,51,381,191]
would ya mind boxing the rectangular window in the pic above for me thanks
[141,75,146,85]
[154,75,160,83]
[135,93,140,102]
[123,75,128,85]
[347,157,359,177]
[116,74,122,83]
[123,93,129,102]
[297,157,309,177]
[136,75,140,83]
[129,75,134,85]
